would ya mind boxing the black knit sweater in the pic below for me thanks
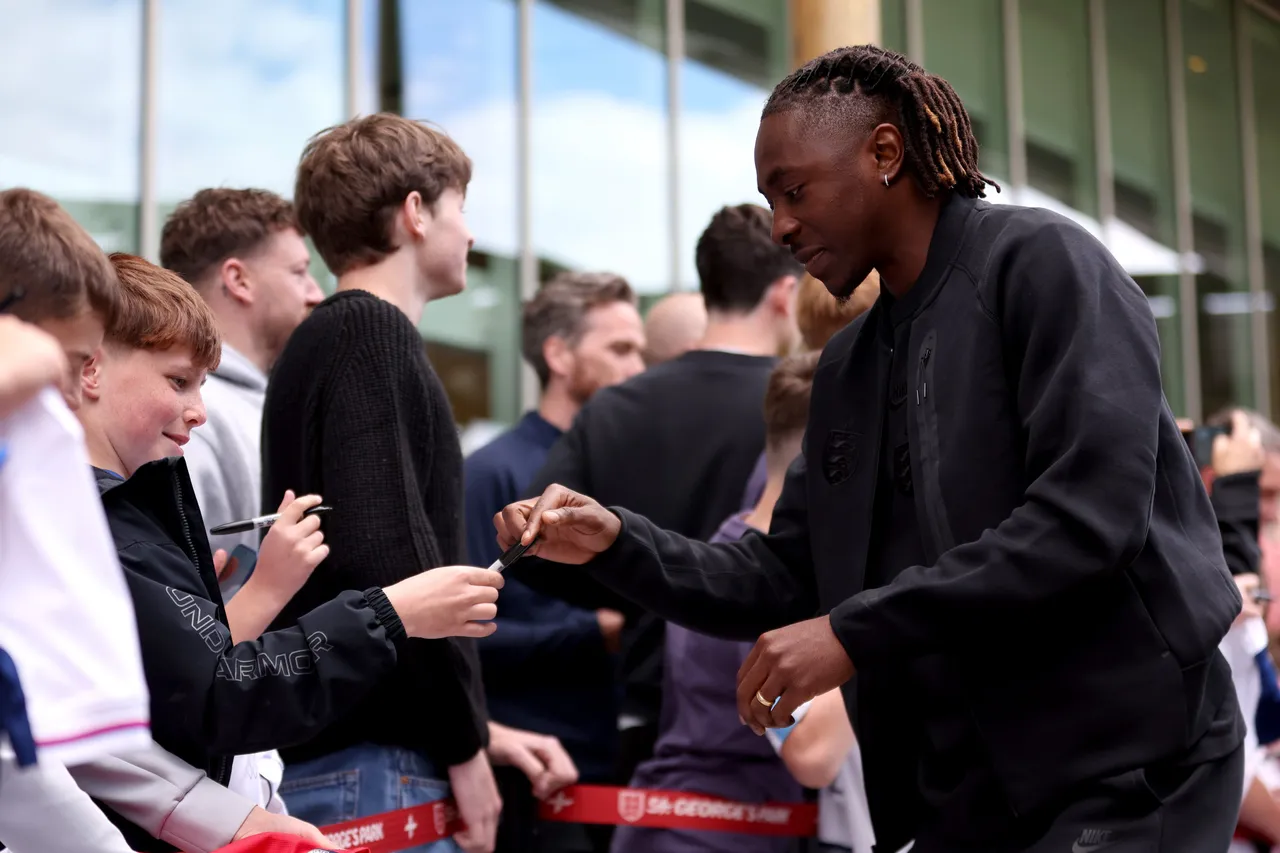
[261,289,488,767]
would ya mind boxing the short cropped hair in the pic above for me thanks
[522,272,636,388]
[763,350,820,451]
[107,254,221,372]
[0,188,119,326]
[694,204,802,313]
[295,113,472,276]
[160,188,298,288]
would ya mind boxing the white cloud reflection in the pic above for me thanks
[0,0,1185,298]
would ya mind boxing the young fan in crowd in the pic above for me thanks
[75,251,504,852]
[0,189,310,853]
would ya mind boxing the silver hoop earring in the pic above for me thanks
[883,174,890,188]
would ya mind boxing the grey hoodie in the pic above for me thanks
[184,345,268,576]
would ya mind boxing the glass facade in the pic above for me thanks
[887,0,1279,422]
[1258,7,1280,412]
[1184,0,1253,417]
[1020,0,1097,216]
[0,0,142,254]
[156,0,345,291]
[6,0,1279,427]
[919,0,1009,182]
[1106,0,1185,414]
[679,0,790,288]
[397,0,522,426]
[532,1,669,294]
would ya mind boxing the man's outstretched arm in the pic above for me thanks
[493,456,819,640]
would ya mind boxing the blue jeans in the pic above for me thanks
[280,743,460,853]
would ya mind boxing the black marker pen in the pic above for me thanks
[210,506,333,536]
[487,537,538,572]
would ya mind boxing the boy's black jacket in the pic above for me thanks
[93,457,404,851]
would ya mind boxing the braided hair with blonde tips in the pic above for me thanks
[763,45,997,200]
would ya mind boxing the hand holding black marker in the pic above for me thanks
[487,536,539,573]
[210,505,333,536]
[234,491,332,600]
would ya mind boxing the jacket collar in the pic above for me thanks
[93,466,126,495]
[95,457,223,604]
[877,193,978,333]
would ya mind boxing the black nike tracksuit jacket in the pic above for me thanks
[564,194,1245,850]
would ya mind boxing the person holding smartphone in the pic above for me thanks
[1183,409,1280,848]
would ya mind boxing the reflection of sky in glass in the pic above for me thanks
[156,0,345,202]
[530,2,669,292]
[679,59,768,288]
[1,0,777,295]
[357,0,380,116]
[401,0,518,257]
[0,0,141,200]
[398,1,771,293]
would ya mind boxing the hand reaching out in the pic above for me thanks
[383,566,504,639]
[493,484,622,565]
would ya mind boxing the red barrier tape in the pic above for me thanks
[538,784,818,837]
[316,785,817,851]
[320,799,461,852]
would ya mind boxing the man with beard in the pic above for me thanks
[464,272,644,852]
[517,206,801,795]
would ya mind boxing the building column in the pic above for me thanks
[790,0,881,67]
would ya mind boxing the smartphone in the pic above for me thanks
[223,543,259,590]
[1181,423,1230,468]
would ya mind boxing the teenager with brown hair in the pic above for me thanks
[263,113,573,853]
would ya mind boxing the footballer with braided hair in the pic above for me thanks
[763,44,995,200]
[499,44,1244,852]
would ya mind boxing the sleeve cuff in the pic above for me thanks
[587,508,646,574]
[829,595,884,671]
[160,777,257,853]
[365,586,407,642]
